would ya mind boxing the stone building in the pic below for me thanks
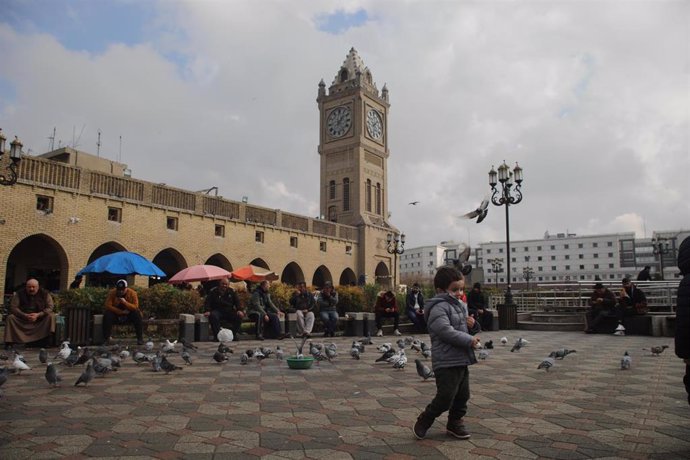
[0,49,399,294]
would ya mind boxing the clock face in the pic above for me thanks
[327,106,352,138]
[366,109,383,140]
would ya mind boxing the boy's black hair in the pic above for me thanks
[434,266,464,290]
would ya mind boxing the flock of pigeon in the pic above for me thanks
[0,325,673,398]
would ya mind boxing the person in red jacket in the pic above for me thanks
[375,290,401,337]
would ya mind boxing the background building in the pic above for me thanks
[0,49,400,294]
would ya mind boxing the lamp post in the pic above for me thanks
[386,232,405,289]
[489,161,524,320]
[0,129,23,186]
[488,257,503,289]
[522,266,534,290]
[652,237,671,280]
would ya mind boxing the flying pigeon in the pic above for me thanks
[415,359,434,380]
[45,363,62,387]
[217,328,234,343]
[408,201,420,206]
[500,337,508,346]
[38,348,48,364]
[549,349,576,360]
[74,361,95,386]
[646,345,669,356]
[621,351,632,370]
[537,357,555,372]
[460,196,489,224]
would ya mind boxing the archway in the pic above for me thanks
[151,248,187,286]
[250,258,269,270]
[339,268,357,286]
[312,265,333,288]
[205,253,233,271]
[85,241,128,287]
[374,261,391,288]
[281,262,304,286]
[4,234,69,293]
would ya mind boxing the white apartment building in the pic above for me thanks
[476,230,688,286]
[399,241,476,282]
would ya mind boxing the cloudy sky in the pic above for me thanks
[1,0,688,249]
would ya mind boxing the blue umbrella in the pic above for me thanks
[77,251,166,277]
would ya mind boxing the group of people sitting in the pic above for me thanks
[585,277,648,333]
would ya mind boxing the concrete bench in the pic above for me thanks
[195,313,288,341]
[93,314,189,345]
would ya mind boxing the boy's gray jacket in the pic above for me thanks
[424,293,479,371]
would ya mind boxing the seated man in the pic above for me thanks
[204,278,244,341]
[615,277,647,324]
[467,282,494,331]
[375,290,401,337]
[405,283,426,332]
[4,278,56,348]
[316,282,339,338]
[103,279,144,345]
[585,282,617,333]
[290,282,315,337]
[247,280,285,340]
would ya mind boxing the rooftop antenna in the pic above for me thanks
[96,129,101,157]
[48,127,56,151]
[118,135,122,162]
[72,124,85,149]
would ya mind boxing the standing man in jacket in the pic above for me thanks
[675,236,690,404]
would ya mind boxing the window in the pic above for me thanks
[537,246,542,250]
[524,246,529,252]
[608,252,613,257]
[607,241,613,247]
[215,224,225,237]
[538,266,543,271]
[593,242,598,248]
[375,182,381,215]
[609,274,615,279]
[578,243,583,248]
[565,265,570,270]
[320,241,327,252]
[580,275,586,280]
[166,216,178,231]
[365,179,372,212]
[343,178,350,211]
[551,255,556,261]
[290,236,298,248]
[537,256,543,261]
[593,253,599,258]
[329,180,336,200]
[499,248,504,253]
[593,264,599,269]
[564,244,569,249]
[580,265,585,270]
[524,256,530,262]
[512,247,516,252]
[255,231,264,243]
[551,266,557,271]
[538,277,543,281]
[511,257,516,262]
[550,245,555,250]
[345,245,352,255]
[108,207,122,222]
[565,255,570,260]
[486,249,491,254]
[609,263,614,269]
[579,254,584,259]
[36,195,53,212]
[429,252,433,256]
[328,205,337,222]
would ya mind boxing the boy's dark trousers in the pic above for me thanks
[425,366,470,420]
[375,311,400,330]
[102,310,143,342]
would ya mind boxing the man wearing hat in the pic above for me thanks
[585,282,617,333]
[406,283,426,332]
[103,279,144,345]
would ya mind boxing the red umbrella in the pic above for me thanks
[230,264,279,282]
[168,265,232,284]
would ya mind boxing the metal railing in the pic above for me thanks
[488,280,680,313]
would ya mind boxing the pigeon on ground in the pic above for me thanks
[213,350,228,363]
[38,348,48,364]
[511,337,529,352]
[460,196,489,224]
[181,349,193,365]
[377,343,392,353]
[351,341,365,353]
[12,353,31,374]
[244,348,255,358]
[240,353,249,365]
[74,361,95,386]
[621,351,632,370]
[350,346,361,360]
[57,342,72,361]
[119,348,130,360]
[64,348,81,367]
[325,344,338,361]
[217,343,233,354]
[254,349,267,363]
[45,363,62,387]
[144,338,154,352]
[93,359,113,377]
[484,340,494,350]
[392,350,407,370]
[376,349,396,363]
[0,367,9,397]
[410,340,422,353]
[396,339,406,350]
[161,339,178,353]
[550,349,576,360]
[160,355,183,374]
[132,351,148,365]
[415,359,434,380]
[537,357,555,372]
[500,337,508,346]
[217,328,234,343]
[361,334,373,345]
[647,345,669,356]
[275,346,284,361]
[150,353,163,372]
[180,339,198,351]
[478,349,490,360]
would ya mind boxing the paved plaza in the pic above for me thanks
[1,330,689,459]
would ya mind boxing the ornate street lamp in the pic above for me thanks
[386,232,405,289]
[522,266,534,290]
[489,161,524,326]
[652,237,671,280]
[0,129,23,186]
[488,257,503,289]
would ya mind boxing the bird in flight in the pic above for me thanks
[460,196,489,223]
[408,201,420,206]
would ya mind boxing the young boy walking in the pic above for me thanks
[413,266,481,440]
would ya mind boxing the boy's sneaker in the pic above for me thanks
[394,329,402,336]
[376,329,383,337]
[413,411,435,440]
[446,419,471,439]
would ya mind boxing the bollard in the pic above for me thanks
[194,314,209,342]
[92,314,104,345]
[179,314,195,343]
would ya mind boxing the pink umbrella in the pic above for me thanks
[168,265,232,284]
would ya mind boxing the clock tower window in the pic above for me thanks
[375,183,382,215]
[340,69,348,83]
[328,205,337,222]
[343,178,351,211]
[365,179,372,212]
[329,180,336,200]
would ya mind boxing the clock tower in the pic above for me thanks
[317,48,397,287]
[317,47,390,227]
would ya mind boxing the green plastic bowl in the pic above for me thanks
[286,356,315,369]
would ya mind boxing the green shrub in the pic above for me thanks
[361,284,381,312]
[54,287,110,315]
[138,283,203,319]
[335,285,367,314]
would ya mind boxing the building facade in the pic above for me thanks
[0,49,399,294]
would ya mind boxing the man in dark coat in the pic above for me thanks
[637,266,652,281]
[467,283,494,331]
[405,283,426,332]
[674,236,690,404]
[615,277,647,323]
[4,279,55,347]
[204,278,244,341]
[585,282,617,333]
